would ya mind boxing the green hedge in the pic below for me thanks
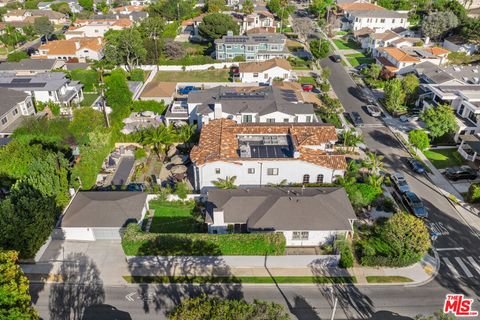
[122,224,286,256]
[337,240,354,268]
[70,69,99,92]
[467,183,480,203]
[345,183,382,209]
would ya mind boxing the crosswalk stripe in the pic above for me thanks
[443,258,460,277]
[455,257,474,278]
[467,256,480,275]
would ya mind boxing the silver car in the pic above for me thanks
[391,172,410,193]
[366,104,381,117]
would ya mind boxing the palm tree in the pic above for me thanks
[367,174,384,189]
[212,176,237,189]
[364,152,385,176]
[176,124,197,145]
[140,125,177,158]
[242,0,254,14]
[342,129,363,153]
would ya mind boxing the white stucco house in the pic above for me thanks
[31,37,104,62]
[55,191,149,241]
[190,119,347,191]
[205,187,356,247]
[235,58,295,83]
[443,35,479,56]
[65,18,133,39]
[375,46,450,74]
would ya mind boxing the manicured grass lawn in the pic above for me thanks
[149,200,202,233]
[333,38,361,50]
[277,26,294,33]
[423,148,466,169]
[298,76,316,85]
[123,275,357,284]
[80,93,99,107]
[345,53,375,67]
[154,70,230,82]
[335,31,348,36]
[289,57,311,70]
[366,276,413,283]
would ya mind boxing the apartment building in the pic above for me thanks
[215,33,288,61]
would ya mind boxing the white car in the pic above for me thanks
[366,104,381,117]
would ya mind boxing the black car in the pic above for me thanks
[330,55,342,63]
[351,112,364,127]
[444,166,477,181]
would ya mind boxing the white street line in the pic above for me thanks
[467,256,480,275]
[442,258,460,277]
[436,247,464,251]
[455,257,474,278]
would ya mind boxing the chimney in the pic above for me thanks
[116,15,119,20]
[129,15,133,21]
[97,37,102,44]
[214,103,222,119]
[213,210,224,225]
[74,41,80,49]
[293,150,300,158]
[424,37,430,45]
[227,30,233,36]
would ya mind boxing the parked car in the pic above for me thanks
[301,84,314,92]
[178,86,199,95]
[351,111,364,127]
[444,166,478,181]
[330,55,342,62]
[391,172,410,193]
[402,191,428,218]
[407,158,425,174]
[355,63,369,71]
[366,104,381,117]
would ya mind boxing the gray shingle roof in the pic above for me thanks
[0,71,72,91]
[206,187,356,231]
[0,88,28,117]
[189,86,314,116]
[348,9,407,18]
[215,33,286,45]
[60,191,148,228]
[0,59,59,71]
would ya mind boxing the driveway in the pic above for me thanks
[111,156,135,186]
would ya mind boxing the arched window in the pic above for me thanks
[303,174,310,184]
[317,174,324,184]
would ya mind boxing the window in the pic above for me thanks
[316,174,324,183]
[266,118,275,123]
[283,118,289,123]
[253,73,259,77]
[458,104,465,116]
[292,231,309,240]
[267,168,278,175]
[243,115,253,123]
[248,168,255,174]
[12,108,18,116]
[226,45,232,49]
[1,117,7,125]
[306,116,311,122]
[303,174,310,183]
[247,45,254,51]
[264,73,268,79]
[380,19,385,23]
[392,19,395,23]
[215,168,221,174]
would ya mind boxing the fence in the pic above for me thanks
[123,63,238,72]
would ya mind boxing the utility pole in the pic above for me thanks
[153,30,159,71]
[98,68,110,128]
[177,3,180,21]
[329,287,338,320]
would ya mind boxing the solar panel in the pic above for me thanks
[11,78,31,83]
[0,82,46,88]
[249,145,292,158]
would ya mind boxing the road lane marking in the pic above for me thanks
[436,247,464,251]
[442,258,460,277]
[467,256,480,275]
[455,257,474,278]
[126,292,135,302]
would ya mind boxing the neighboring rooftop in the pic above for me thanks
[35,37,103,56]
[60,191,148,228]
[347,9,407,18]
[206,187,356,231]
[140,81,177,98]
[215,33,286,45]
[338,2,386,11]
[0,59,64,72]
[378,46,449,63]
[239,58,292,73]
[190,119,346,169]
[415,61,480,85]
[0,72,77,92]
[0,88,29,116]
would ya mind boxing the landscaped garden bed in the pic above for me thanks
[154,70,230,82]
[123,275,357,284]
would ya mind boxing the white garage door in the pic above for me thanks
[92,228,121,240]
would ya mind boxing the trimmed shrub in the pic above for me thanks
[345,183,382,209]
[337,240,354,268]
[408,129,430,151]
[467,183,480,203]
[134,148,147,160]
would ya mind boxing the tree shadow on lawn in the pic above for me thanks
[127,236,244,316]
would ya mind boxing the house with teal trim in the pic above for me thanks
[214,33,289,61]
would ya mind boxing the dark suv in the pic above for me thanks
[444,166,477,181]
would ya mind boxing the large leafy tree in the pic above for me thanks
[420,104,458,139]
[0,182,60,259]
[33,16,54,42]
[0,250,39,319]
[169,295,290,320]
[205,0,226,13]
[421,11,459,41]
[383,78,406,114]
[104,68,132,124]
[402,74,420,106]
[140,125,178,158]
[198,13,240,41]
[461,17,480,45]
[78,0,93,11]
[104,29,146,71]
[69,108,106,145]
[242,0,255,14]
[309,39,330,59]
[408,129,430,151]
[1,25,27,50]
[148,0,197,21]
[309,0,334,18]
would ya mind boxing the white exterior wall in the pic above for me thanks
[197,160,344,190]
[61,227,95,241]
[443,39,479,56]
[282,230,340,246]
[240,67,291,83]
[350,15,408,33]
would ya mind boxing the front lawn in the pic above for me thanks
[80,93,99,107]
[288,57,311,70]
[298,76,316,85]
[345,53,375,67]
[149,200,203,233]
[366,276,413,283]
[333,38,361,50]
[154,70,230,82]
[423,148,466,169]
[122,224,286,256]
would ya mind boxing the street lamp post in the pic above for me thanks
[328,286,338,320]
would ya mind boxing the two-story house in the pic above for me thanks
[355,29,421,55]
[0,88,35,138]
[65,19,133,39]
[215,33,288,61]
[190,119,346,191]
[32,37,104,61]
[0,72,83,105]
[0,59,66,75]
[338,2,408,33]
[165,86,317,127]
[240,11,276,34]
[234,58,295,83]
[375,46,449,74]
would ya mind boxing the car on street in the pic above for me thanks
[330,55,342,63]
[391,172,410,193]
[351,111,364,127]
[301,84,314,91]
[402,191,428,218]
[178,86,199,95]
[444,166,478,181]
[407,158,425,174]
[365,104,381,117]
[354,63,369,71]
